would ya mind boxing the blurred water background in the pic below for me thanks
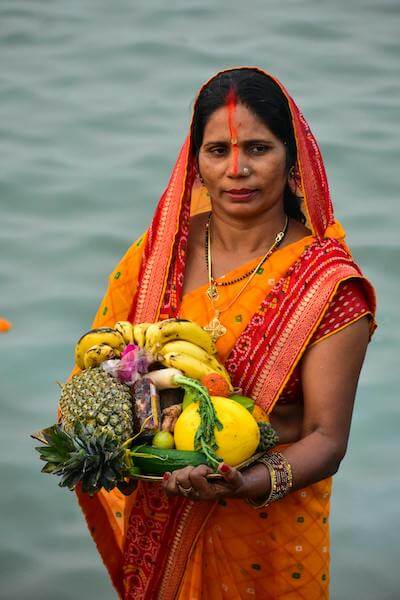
[1,1,399,598]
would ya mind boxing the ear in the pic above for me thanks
[288,174,297,195]
[287,166,303,197]
[195,162,205,185]
[194,158,201,180]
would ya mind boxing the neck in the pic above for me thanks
[210,206,288,255]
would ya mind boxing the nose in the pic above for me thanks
[226,149,249,177]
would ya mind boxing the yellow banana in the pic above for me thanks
[161,351,218,382]
[83,344,117,369]
[145,319,216,355]
[114,321,134,345]
[143,322,162,353]
[75,327,125,369]
[133,322,152,348]
[157,340,230,382]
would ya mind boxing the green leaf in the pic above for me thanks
[41,463,60,474]
[182,386,198,410]
[60,470,82,490]
[229,394,255,412]
[38,450,67,463]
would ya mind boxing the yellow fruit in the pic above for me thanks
[83,343,116,369]
[158,340,232,390]
[174,396,260,466]
[145,319,216,355]
[75,328,125,369]
[114,321,134,345]
[133,323,152,348]
[152,431,175,449]
[161,352,217,382]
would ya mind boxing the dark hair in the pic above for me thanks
[191,68,305,224]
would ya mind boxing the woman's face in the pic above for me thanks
[198,103,289,220]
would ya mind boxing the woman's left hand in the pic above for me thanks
[161,462,270,502]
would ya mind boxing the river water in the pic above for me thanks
[1,1,399,598]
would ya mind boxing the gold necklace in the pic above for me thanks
[203,214,289,342]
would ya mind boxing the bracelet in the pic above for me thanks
[246,451,293,509]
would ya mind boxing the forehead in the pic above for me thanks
[202,103,275,141]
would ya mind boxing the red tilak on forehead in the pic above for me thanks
[225,88,239,175]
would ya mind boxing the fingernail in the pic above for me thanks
[219,463,230,474]
[163,472,170,481]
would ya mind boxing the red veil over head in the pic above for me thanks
[129,66,344,327]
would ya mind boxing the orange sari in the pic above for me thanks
[68,68,377,599]
[176,242,332,600]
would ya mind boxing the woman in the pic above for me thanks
[74,68,377,599]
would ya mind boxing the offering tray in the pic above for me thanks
[129,451,266,482]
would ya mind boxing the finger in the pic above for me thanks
[217,463,245,490]
[188,464,215,496]
[162,471,175,496]
[163,467,195,497]
[207,480,238,497]
[163,471,184,497]
[175,466,196,490]
[189,464,214,482]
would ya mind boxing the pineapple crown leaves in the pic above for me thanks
[34,422,129,496]
[34,425,75,464]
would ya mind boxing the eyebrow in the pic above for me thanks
[203,138,274,148]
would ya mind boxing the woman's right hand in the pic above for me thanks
[161,462,270,503]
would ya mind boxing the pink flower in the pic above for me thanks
[121,344,137,358]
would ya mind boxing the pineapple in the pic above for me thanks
[59,368,134,441]
[35,368,135,495]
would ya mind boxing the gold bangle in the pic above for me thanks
[246,451,293,509]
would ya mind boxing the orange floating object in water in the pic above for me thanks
[0,318,12,333]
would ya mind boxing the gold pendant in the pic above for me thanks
[203,311,227,342]
[206,284,219,301]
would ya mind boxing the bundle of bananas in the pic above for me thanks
[74,317,232,392]
[136,319,233,393]
[74,321,134,370]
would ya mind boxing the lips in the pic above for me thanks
[225,188,258,201]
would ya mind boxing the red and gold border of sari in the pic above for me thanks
[122,483,217,599]
[128,139,193,324]
[225,236,377,412]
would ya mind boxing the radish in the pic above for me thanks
[144,368,183,390]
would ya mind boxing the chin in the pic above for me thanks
[214,199,270,220]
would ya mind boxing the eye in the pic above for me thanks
[207,145,228,156]
[249,144,270,154]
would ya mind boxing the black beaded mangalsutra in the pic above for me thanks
[203,212,290,341]
[204,212,289,288]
